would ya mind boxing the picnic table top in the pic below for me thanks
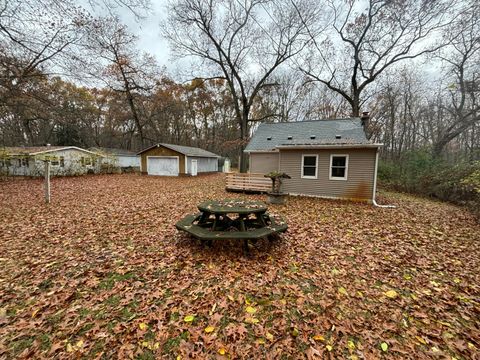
[197,199,268,214]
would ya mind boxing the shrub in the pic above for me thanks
[379,150,479,217]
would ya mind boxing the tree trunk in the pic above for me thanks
[238,106,249,173]
[352,92,361,117]
[239,114,248,173]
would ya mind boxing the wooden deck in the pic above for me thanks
[225,172,271,193]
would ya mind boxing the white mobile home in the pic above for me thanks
[0,146,102,176]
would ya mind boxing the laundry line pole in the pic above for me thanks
[44,160,51,204]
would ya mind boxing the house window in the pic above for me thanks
[301,155,318,179]
[330,154,349,180]
[80,157,92,166]
[60,156,65,167]
[51,156,59,166]
[21,158,29,167]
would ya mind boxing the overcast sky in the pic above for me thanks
[116,1,171,68]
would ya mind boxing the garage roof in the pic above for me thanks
[138,143,219,158]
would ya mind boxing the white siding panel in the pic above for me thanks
[117,155,140,168]
[186,157,217,174]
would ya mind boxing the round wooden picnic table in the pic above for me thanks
[175,199,287,255]
[197,199,268,232]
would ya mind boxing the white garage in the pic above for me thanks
[138,143,220,176]
[146,156,179,176]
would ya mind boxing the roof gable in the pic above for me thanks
[245,118,371,151]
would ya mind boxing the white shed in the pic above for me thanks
[91,148,140,171]
[138,143,220,176]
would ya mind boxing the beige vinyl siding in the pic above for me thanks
[279,148,376,201]
[249,152,279,174]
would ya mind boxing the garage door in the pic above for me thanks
[147,157,179,176]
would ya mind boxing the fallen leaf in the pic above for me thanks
[139,322,148,330]
[246,306,256,314]
[204,325,215,333]
[184,315,195,323]
[381,342,388,352]
[338,287,348,296]
[385,290,398,299]
[348,340,355,350]
[416,336,427,345]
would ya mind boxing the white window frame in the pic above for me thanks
[301,154,318,179]
[329,154,349,181]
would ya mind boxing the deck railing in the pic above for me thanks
[225,172,272,192]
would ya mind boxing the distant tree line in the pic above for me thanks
[1,0,479,170]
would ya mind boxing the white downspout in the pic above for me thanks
[372,148,396,208]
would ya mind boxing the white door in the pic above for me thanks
[191,159,198,176]
[147,157,179,176]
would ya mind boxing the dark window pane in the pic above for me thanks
[332,156,346,167]
[303,166,316,177]
[303,156,316,166]
[331,167,345,178]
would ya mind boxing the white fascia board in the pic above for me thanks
[276,144,383,150]
[243,149,280,153]
[30,146,104,156]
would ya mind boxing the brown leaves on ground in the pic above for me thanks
[0,174,479,359]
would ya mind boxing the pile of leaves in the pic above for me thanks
[0,174,479,359]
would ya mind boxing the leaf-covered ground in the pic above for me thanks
[0,174,479,359]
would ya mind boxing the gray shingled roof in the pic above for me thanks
[244,118,371,151]
[138,143,219,157]
[161,143,219,157]
[90,147,137,156]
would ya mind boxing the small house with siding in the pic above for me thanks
[138,143,219,176]
[0,146,102,176]
[243,118,382,203]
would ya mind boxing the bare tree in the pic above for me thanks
[163,0,318,172]
[432,0,480,156]
[84,17,160,148]
[298,0,456,117]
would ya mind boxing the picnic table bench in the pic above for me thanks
[175,199,287,254]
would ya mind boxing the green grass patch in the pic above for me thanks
[10,335,34,356]
[163,331,189,354]
[38,278,53,291]
[98,272,136,290]
[78,322,95,336]
[37,333,51,352]
[104,295,121,307]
